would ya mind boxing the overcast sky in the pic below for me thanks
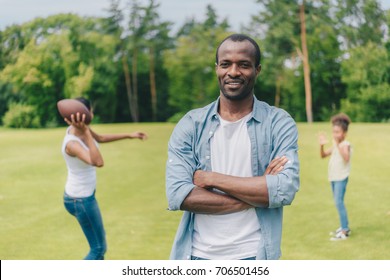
[0,0,389,31]
[0,0,259,31]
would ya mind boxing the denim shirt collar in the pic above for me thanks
[210,95,262,123]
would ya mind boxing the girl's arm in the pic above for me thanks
[318,132,332,158]
[90,129,148,143]
[320,145,332,158]
[338,142,351,162]
[65,114,104,167]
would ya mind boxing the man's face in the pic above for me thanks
[216,40,261,101]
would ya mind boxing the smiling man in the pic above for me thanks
[166,34,300,260]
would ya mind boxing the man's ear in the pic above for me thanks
[256,64,262,76]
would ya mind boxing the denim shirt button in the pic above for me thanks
[206,155,210,160]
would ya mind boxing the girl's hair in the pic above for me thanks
[75,97,91,112]
[331,113,351,132]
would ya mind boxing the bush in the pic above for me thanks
[2,103,41,128]
[167,112,186,123]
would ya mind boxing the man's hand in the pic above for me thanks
[194,155,288,190]
[263,156,289,175]
[193,170,211,189]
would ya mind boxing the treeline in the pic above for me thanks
[0,0,389,127]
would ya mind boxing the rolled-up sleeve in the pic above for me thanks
[266,111,300,208]
[166,115,197,211]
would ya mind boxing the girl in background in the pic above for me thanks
[62,97,147,259]
[318,113,352,241]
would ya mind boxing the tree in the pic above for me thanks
[246,0,351,122]
[334,0,386,49]
[0,33,75,126]
[245,0,304,118]
[341,42,390,121]
[298,0,313,122]
[0,14,118,126]
[164,5,231,118]
[104,0,134,122]
[138,0,173,121]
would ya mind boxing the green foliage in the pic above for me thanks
[247,0,388,122]
[341,84,390,122]
[335,0,386,49]
[164,8,231,113]
[2,103,40,128]
[341,42,389,121]
[167,111,186,123]
[0,14,120,126]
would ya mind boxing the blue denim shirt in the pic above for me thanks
[166,96,300,260]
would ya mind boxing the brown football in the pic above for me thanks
[57,99,92,124]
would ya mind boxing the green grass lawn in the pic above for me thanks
[0,122,389,260]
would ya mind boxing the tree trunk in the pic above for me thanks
[299,1,313,123]
[121,53,135,122]
[131,47,139,122]
[149,46,157,121]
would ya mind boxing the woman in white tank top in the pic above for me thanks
[62,97,148,259]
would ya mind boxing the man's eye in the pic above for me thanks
[220,63,229,68]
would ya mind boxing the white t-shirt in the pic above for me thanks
[192,113,261,260]
[328,140,351,181]
[62,127,97,198]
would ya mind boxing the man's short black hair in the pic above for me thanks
[215,34,261,67]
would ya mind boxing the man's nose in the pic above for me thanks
[228,64,241,77]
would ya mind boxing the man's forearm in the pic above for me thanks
[180,186,252,215]
[194,171,269,207]
[211,173,269,207]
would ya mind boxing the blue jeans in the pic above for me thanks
[331,178,349,231]
[64,192,107,260]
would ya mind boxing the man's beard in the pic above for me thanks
[220,87,252,101]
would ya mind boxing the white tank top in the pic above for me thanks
[62,127,97,198]
[192,113,261,260]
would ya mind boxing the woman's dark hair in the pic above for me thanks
[75,97,91,112]
[331,113,351,132]
[215,33,261,67]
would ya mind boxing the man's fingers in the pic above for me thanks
[267,156,280,169]
[270,165,284,175]
[273,157,287,170]
[265,156,288,175]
